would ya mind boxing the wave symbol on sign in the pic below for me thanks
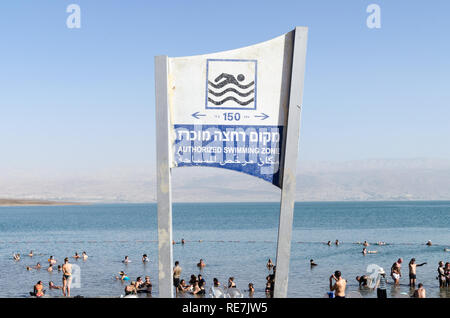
[208,73,255,106]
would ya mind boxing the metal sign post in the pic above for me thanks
[155,55,174,298]
[273,27,308,298]
[155,27,308,298]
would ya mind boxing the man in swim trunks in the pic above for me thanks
[62,257,72,297]
[329,271,346,298]
[173,261,182,287]
[408,258,427,286]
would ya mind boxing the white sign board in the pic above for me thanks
[167,32,294,187]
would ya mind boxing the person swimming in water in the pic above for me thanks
[310,259,318,267]
[82,251,88,260]
[248,283,255,296]
[34,262,41,269]
[13,253,20,261]
[28,250,33,257]
[197,259,206,268]
[47,264,53,272]
[49,281,62,290]
[335,240,340,246]
[73,252,80,259]
[142,254,149,263]
[327,241,332,246]
[122,256,130,263]
[116,271,130,281]
[362,248,377,255]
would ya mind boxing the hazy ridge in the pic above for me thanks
[1,158,450,203]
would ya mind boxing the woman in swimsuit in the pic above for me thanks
[32,281,45,297]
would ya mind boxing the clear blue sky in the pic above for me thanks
[1,0,449,174]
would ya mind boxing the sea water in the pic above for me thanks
[0,201,449,298]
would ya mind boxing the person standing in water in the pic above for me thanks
[391,258,403,285]
[62,257,72,297]
[437,261,446,288]
[173,261,182,287]
[329,271,346,298]
[408,258,427,287]
[266,259,274,270]
[374,268,387,298]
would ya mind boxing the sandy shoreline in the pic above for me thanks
[0,199,86,207]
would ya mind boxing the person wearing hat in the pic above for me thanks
[374,268,387,298]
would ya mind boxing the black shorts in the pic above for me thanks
[409,273,416,279]
[377,289,387,298]
[173,278,180,287]
[335,295,345,298]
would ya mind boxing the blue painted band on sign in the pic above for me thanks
[173,124,283,187]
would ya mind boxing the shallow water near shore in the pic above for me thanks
[0,201,449,298]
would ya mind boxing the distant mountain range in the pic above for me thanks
[1,158,449,203]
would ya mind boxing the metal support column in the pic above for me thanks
[274,27,308,298]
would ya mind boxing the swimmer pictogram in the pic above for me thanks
[205,59,257,110]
